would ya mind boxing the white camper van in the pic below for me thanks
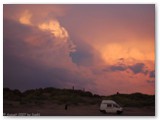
[100,100,123,114]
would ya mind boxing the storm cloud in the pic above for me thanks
[4,52,94,91]
[3,4,155,95]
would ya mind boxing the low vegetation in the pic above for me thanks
[3,87,155,107]
[104,93,155,107]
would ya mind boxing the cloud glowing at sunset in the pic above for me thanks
[3,4,155,95]
[19,10,32,25]
[38,20,69,40]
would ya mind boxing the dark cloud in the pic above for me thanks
[4,17,77,67]
[3,18,95,91]
[102,58,127,72]
[103,62,150,76]
[4,50,94,91]
[70,37,95,66]
[109,65,127,71]
[3,54,53,90]
[4,19,31,50]
[128,63,145,74]
[103,64,127,72]
[149,70,155,78]
[70,49,93,66]
[4,18,53,52]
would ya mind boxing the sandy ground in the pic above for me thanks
[4,103,155,116]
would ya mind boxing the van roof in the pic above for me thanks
[101,100,116,104]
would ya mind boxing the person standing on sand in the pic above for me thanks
[65,104,68,110]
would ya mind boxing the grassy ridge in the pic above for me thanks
[104,93,155,107]
[3,87,155,107]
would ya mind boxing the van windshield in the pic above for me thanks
[113,104,120,108]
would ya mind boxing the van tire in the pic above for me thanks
[100,110,106,114]
[117,111,122,114]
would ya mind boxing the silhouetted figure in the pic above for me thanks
[65,104,68,110]
[72,86,74,90]
[117,92,119,95]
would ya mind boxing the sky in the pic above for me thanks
[3,4,155,95]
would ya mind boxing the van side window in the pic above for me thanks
[107,104,112,107]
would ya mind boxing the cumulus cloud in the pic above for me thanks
[4,5,77,66]
[3,17,95,91]
[3,5,155,95]
[6,22,75,68]
[4,5,76,53]
[37,19,77,53]
[3,4,103,94]
[38,20,69,40]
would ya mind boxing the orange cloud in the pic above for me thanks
[19,10,32,25]
[38,20,69,40]
[4,5,77,70]
[92,39,154,66]
[15,5,77,54]
[4,4,155,95]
